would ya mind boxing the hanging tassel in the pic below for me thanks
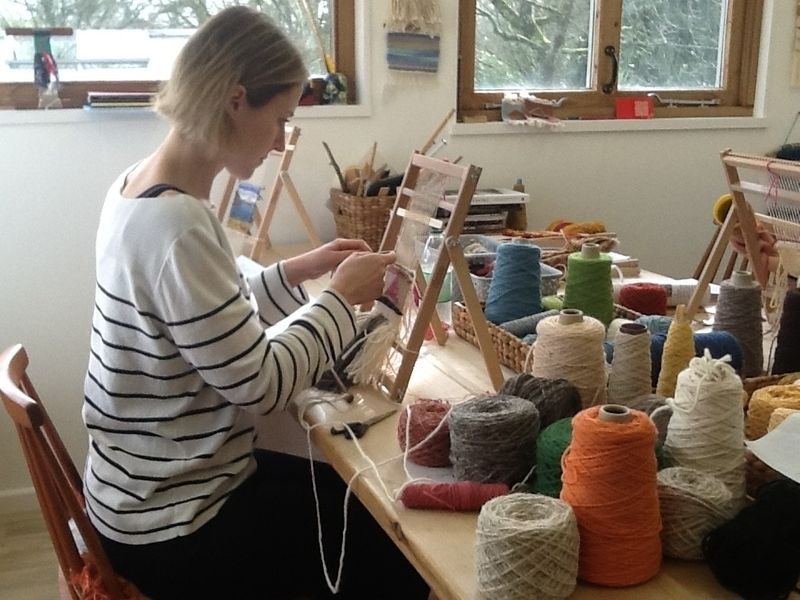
[317,264,413,390]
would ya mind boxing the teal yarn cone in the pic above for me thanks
[484,243,543,324]
[562,244,614,326]
[534,417,573,497]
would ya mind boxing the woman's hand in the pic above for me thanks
[283,238,371,287]
[329,251,396,306]
[730,223,778,274]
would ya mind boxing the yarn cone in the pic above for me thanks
[656,305,695,398]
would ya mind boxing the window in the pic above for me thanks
[0,0,355,109]
[458,0,763,121]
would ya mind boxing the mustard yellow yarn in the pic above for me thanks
[656,305,695,398]
[712,193,732,225]
[747,384,800,439]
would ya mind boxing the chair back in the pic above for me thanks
[0,344,125,599]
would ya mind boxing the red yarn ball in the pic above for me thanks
[618,283,668,316]
[399,481,509,511]
[397,399,451,467]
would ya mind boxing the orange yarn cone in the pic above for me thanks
[560,405,662,586]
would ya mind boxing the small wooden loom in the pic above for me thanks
[216,126,321,258]
[688,149,800,320]
[375,152,504,401]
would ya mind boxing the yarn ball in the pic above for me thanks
[657,467,735,560]
[397,399,451,467]
[399,481,508,511]
[499,374,582,430]
[541,295,564,311]
[534,417,572,498]
[768,407,800,432]
[746,384,800,440]
[618,283,668,316]
[703,480,800,600]
[449,395,540,485]
[629,393,672,445]
[499,309,560,339]
[476,493,579,600]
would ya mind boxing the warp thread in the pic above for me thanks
[618,283,668,316]
[499,374,582,430]
[656,305,695,398]
[657,467,734,560]
[396,399,451,467]
[562,250,615,326]
[484,243,543,324]
[713,277,764,378]
[448,395,540,485]
[532,312,608,408]
[746,384,800,439]
[703,479,800,600]
[663,350,746,506]
[475,493,579,600]
[560,406,662,586]
[768,407,800,431]
[499,309,559,338]
[772,287,800,375]
[607,324,652,406]
[398,481,508,511]
[533,417,572,497]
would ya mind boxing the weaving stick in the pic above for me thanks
[420,109,455,155]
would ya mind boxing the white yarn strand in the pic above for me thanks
[475,493,579,600]
[663,350,746,507]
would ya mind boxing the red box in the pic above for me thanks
[615,96,654,119]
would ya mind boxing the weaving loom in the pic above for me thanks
[369,152,504,401]
[688,150,800,321]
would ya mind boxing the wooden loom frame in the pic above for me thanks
[376,152,504,401]
[687,149,800,319]
[216,126,321,259]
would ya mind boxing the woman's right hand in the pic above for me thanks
[329,251,396,306]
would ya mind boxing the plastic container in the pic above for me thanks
[420,230,452,303]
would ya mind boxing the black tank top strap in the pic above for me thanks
[138,184,188,198]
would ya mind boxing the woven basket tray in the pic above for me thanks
[330,189,395,251]
[452,302,642,373]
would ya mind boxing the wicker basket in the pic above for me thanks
[452,302,642,373]
[330,189,395,251]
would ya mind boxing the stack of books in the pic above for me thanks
[85,91,154,109]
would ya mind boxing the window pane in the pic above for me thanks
[619,0,726,90]
[0,1,332,83]
[474,0,594,91]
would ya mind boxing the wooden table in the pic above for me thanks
[253,243,784,600]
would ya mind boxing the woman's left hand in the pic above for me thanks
[283,238,372,286]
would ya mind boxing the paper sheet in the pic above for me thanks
[745,413,800,483]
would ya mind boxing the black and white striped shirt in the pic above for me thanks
[83,172,355,544]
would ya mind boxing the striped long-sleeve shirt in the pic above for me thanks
[83,172,356,545]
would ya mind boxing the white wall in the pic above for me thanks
[1,0,798,508]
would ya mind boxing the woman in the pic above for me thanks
[83,7,427,599]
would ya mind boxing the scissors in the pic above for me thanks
[330,408,397,440]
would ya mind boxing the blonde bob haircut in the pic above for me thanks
[156,6,308,149]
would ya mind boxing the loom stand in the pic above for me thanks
[376,153,504,401]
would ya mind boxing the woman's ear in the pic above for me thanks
[226,84,247,115]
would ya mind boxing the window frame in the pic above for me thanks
[0,0,356,110]
[457,0,763,122]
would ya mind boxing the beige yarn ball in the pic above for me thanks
[476,493,578,600]
[768,407,800,432]
[657,467,735,560]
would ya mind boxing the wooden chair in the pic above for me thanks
[0,344,140,599]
